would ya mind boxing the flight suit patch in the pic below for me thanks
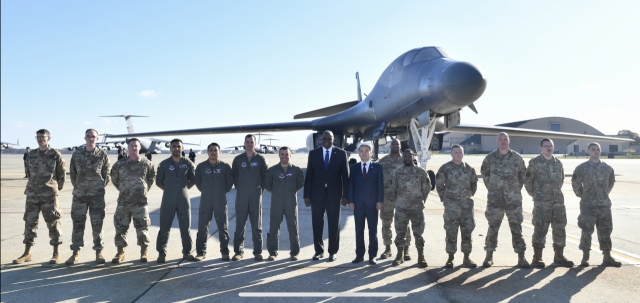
[205,169,212,174]
[241,162,247,167]
[251,162,258,167]
[279,173,285,179]
[169,165,175,171]
[213,169,222,173]
[180,164,187,168]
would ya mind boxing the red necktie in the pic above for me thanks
[362,163,367,180]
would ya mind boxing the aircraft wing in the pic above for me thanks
[105,121,314,138]
[149,138,201,146]
[447,124,633,142]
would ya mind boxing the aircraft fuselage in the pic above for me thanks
[311,47,486,138]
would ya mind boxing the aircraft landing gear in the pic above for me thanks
[408,115,437,170]
[372,139,380,161]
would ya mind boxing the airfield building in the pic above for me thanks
[442,117,633,155]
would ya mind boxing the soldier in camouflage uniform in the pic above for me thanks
[389,149,430,267]
[110,138,156,263]
[572,142,621,267]
[481,133,529,268]
[525,138,573,267]
[14,129,66,264]
[436,144,478,268]
[378,139,412,260]
[65,129,111,265]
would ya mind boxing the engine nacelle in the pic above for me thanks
[68,147,73,151]
[114,143,121,148]
[165,142,170,148]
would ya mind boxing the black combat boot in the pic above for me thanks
[417,248,428,268]
[517,252,530,268]
[380,245,392,259]
[553,247,574,267]
[445,253,454,268]
[392,246,404,266]
[403,244,412,261]
[602,250,622,267]
[482,251,494,267]
[580,250,590,266]
[531,248,545,267]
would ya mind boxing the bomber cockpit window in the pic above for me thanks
[403,50,418,66]
[412,47,442,64]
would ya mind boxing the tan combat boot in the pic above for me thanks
[140,245,149,262]
[392,246,404,266]
[404,244,412,261]
[112,247,125,263]
[50,245,61,264]
[417,248,428,268]
[482,251,494,267]
[96,250,105,264]
[553,247,574,267]
[380,245,392,259]
[65,250,79,265]
[531,248,545,268]
[517,252,530,268]
[194,254,205,262]
[13,245,33,264]
[602,250,622,267]
[580,250,590,266]
[232,253,243,261]
[445,253,454,268]
[463,253,477,268]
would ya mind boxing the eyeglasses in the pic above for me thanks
[542,145,554,148]
[35,136,49,139]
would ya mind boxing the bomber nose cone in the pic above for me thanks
[441,62,486,106]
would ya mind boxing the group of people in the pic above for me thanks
[12,129,621,269]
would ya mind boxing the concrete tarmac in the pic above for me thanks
[1,152,639,302]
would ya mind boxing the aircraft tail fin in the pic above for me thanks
[356,72,363,102]
[99,114,150,134]
[293,101,359,119]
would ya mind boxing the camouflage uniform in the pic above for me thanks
[378,155,411,246]
[23,146,66,246]
[436,161,478,254]
[69,148,111,251]
[572,161,615,252]
[389,165,430,249]
[110,157,156,247]
[525,155,567,249]
[481,149,527,253]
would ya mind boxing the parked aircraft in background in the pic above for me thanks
[1,140,19,149]
[106,47,632,169]
[67,114,200,154]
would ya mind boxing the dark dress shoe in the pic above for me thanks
[312,253,324,261]
[369,258,377,265]
[352,256,364,263]
[329,254,337,261]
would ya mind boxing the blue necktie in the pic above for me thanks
[324,150,329,170]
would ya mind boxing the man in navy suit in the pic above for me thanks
[348,143,384,264]
[304,130,350,261]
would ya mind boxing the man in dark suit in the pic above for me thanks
[304,130,350,261]
[348,143,384,264]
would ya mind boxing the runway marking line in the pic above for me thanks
[238,292,408,297]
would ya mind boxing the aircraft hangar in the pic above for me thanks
[443,116,633,155]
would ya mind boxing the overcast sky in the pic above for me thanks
[2,1,639,150]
